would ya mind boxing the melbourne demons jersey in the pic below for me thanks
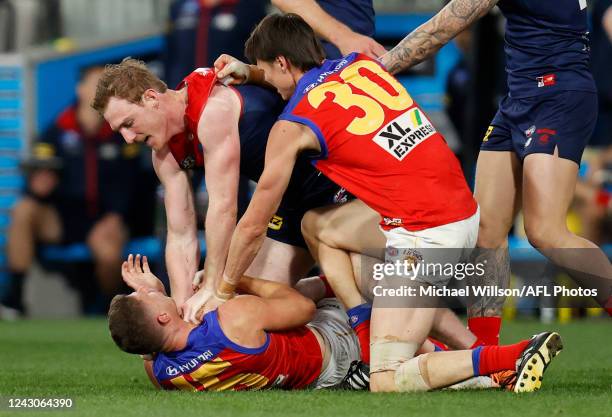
[168,69,285,179]
[498,0,596,98]
[279,54,477,231]
[153,310,323,391]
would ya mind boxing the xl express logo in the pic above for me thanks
[372,108,436,161]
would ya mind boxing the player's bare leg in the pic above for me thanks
[370,297,438,392]
[352,252,476,351]
[470,150,522,345]
[302,199,385,309]
[385,329,563,393]
[245,238,315,286]
[522,153,612,306]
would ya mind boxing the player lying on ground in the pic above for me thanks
[108,255,563,392]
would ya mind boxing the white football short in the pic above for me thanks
[307,298,361,389]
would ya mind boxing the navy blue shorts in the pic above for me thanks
[266,170,352,248]
[481,91,598,164]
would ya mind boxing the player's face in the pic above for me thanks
[130,287,178,315]
[257,60,296,100]
[104,96,169,152]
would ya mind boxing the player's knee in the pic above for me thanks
[476,221,508,249]
[524,220,564,249]
[300,210,320,242]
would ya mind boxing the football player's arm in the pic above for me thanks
[199,86,241,289]
[220,276,316,333]
[153,149,199,307]
[217,121,313,297]
[381,0,499,74]
[271,0,386,58]
[181,86,242,323]
[143,359,161,389]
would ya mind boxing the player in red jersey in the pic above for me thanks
[93,59,349,322]
[209,14,485,391]
[109,254,561,393]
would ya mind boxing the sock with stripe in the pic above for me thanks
[472,339,530,376]
[347,303,371,364]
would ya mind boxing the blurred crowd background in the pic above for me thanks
[0,0,610,321]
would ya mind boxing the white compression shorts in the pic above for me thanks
[308,298,361,389]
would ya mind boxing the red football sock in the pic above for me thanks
[428,337,448,351]
[468,316,502,346]
[347,303,372,364]
[353,320,370,364]
[473,340,530,376]
[605,297,612,317]
[318,275,335,299]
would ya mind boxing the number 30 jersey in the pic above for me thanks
[279,54,477,231]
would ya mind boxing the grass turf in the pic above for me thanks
[0,318,610,417]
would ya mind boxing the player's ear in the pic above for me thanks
[276,56,289,73]
[157,312,171,325]
[142,89,159,107]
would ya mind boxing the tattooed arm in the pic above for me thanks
[380,0,499,74]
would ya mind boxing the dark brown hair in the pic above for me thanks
[108,295,163,354]
[245,13,325,71]
[92,58,167,113]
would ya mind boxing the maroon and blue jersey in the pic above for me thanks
[153,310,323,391]
[498,0,596,98]
[279,53,476,231]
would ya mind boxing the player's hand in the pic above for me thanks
[214,54,250,85]
[335,32,386,59]
[192,269,205,292]
[182,285,215,324]
[121,254,166,294]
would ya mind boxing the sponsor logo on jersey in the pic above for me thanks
[303,59,350,94]
[537,74,556,88]
[166,366,179,376]
[268,215,283,231]
[372,108,436,161]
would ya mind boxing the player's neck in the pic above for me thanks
[162,320,198,352]
[164,88,189,137]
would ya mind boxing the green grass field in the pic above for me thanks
[0,318,610,417]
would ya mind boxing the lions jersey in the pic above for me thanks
[279,54,477,231]
[153,311,323,391]
[498,0,596,97]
